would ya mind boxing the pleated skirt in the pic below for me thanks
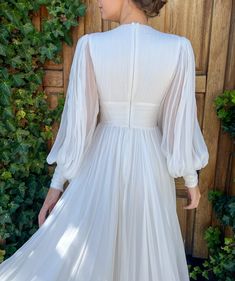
[0,122,190,281]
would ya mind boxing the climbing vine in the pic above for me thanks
[0,0,86,260]
[189,90,235,280]
[214,89,235,138]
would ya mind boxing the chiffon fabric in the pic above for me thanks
[0,22,209,281]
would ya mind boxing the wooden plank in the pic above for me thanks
[165,0,213,74]
[85,0,101,33]
[214,130,233,192]
[193,0,232,258]
[46,92,63,109]
[43,70,63,87]
[31,8,41,31]
[185,206,196,255]
[196,75,206,93]
[44,87,64,95]
[176,198,188,248]
[62,15,86,96]
[224,0,235,88]
[44,60,63,70]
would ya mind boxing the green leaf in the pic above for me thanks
[22,23,35,35]
[77,3,87,16]
[0,81,11,96]
[0,43,7,56]
[12,73,26,87]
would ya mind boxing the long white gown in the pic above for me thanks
[0,22,209,281]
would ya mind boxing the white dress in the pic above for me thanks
[0,22,209,281]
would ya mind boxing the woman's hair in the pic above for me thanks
[132,0,168,18]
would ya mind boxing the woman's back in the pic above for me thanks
[90,22,181,108]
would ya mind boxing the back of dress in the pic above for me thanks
[90,23,180,118]
[46,22,209,191]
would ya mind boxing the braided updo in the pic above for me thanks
[132,0,167,18]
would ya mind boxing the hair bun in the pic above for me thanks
[133,0,167,18]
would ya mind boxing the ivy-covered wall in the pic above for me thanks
[0,0,86,261]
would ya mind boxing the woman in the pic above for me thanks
[0,0,209,280]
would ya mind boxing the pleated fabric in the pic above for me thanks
[0,22,209,281]
[156,36,209,187]
[46,33,99,188]
[0,123,190,281]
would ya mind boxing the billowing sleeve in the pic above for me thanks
[46,34,99,191]
[157,36,209,188]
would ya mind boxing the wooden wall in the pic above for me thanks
[42,0,235,258]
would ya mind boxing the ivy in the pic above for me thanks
[189,191,235,280]
[188,88,235,280]
[0,0,86,261]
[214,89,235,139]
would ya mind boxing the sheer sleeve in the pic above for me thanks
[46,34,99,191]
[157,36,209,188]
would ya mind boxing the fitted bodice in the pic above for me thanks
[89,23,182,129]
